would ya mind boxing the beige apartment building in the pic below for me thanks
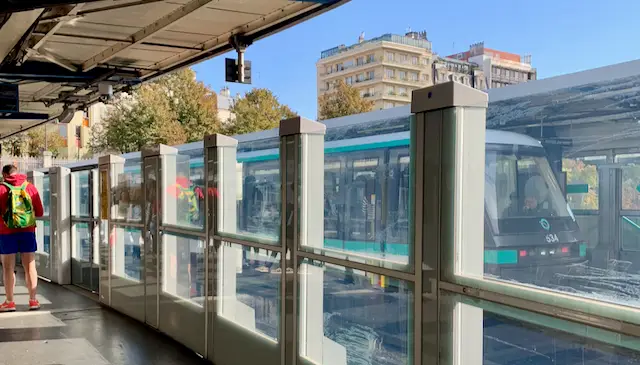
[317,32,435,111]
[317,32,486,112]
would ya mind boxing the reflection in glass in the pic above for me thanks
[622,216,640,252]
[112,226,142,282]
[72,171,91,217]
[319,133,411,265]
[43,175,50,216]
[441,294,640,364]
[114,158,143,221]
[480,140,640,309]
[299,259,413,365]
[72,223,93,287]
[161,233,205,303]
[218,243,280,341]
[232,156,281,241]
[163,149,205,230]
[562,156,604,210]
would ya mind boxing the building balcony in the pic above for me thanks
[383,76,428,86]
[318,59,381,78]
[381,57,428,71]
[384,92,411,102]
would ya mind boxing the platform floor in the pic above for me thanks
[0,269,208,365]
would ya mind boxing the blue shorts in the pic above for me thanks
[0,232,37,254]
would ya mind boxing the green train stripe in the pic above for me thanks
[484,250,518,264]
[236,138,411,163]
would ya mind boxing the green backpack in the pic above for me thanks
[2,182,36,229]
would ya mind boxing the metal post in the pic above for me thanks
[98,154,125,306]
[203,133,238,361]
[279,117,326,365]
[49,166,71,284]
[411,81,489,365]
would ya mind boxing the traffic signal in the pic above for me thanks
[225,58,251,84]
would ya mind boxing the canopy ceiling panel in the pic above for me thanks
[0,0,348,139]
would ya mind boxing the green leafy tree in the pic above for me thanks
[224,88,297,135]
[563,158,599,209]
[26,125,66,157]
[318,79,374,121]
[1,134,26,156]
[91,68,219,154]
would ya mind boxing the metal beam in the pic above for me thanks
[142,0,347,79]
[81,0,214,72]
[29,48,78,72]
[0,60,139,83]
[0,9,43,66]
[0,0,102,15]
[39,0,165,22]
[31,82,63,101]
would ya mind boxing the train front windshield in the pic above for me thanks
[485,144,574,235]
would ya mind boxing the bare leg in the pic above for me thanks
[21,252,37,300]
[1,254,15,302]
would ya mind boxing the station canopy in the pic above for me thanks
[0,0,346,139]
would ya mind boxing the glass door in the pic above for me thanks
[71,169,100,292]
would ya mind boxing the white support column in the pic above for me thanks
[49,166,71,284]
[98,154,125,306]
[279,117,345,365]
[142,144,178,319]
[26,170,44,185]
[411,81,488,364]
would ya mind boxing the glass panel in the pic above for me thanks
[114,158,143,222]
[563,156,604,210]
[163,148,205,230]
[620,162,640,210]
[622,216,640,252]
[231,143,281,242]
[440,293,640,364]
[34,220,50,277]
[298,258,413,365]
[300,116,413,270]
[71,222,92,288]
[161,233,205,304]
[217,243,280,341]
[112,225,143,282]
[576,215,599,251]
[72,171,91,217]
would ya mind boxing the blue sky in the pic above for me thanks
[192,0,640,120]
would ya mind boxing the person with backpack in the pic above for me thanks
[0,164,44,312]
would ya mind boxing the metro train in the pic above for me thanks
[236,119,587,279]
[115,109,587,287]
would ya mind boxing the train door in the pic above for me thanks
[386,148,411,249]
[345,150,385,251]
[324,156,346,246]
[70,169,100,292]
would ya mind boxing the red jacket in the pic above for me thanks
[0,174,44,234]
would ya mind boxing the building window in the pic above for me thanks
[356,73,365,82]
[411,56,418,65]
[384,102,394,109]
[367,54,375,63]
[367,71,375,80]
[398,87,407,96]
[409,72,418,81]
[385,69,395,79]
[387,86,395,95]
[448,74,453,81]
[345,76,353,85]
[326,66,332,74]
[422,58,429,65]
[356,57,364,66]
[336,63,344,71]
[398,71,407,80]
[400,54,408,63]
[422,74,429,81]
[386,52,394,61]
[59,125,67,137]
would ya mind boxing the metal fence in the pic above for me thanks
[0,156,85,172]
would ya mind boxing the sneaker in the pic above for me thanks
[0,301,16,312]
[28,299,40,311]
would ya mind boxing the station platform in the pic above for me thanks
[0,269,206,365]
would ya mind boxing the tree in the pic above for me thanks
[1,134,26,157]
[318,79,374,121]
[91,68,220,154]
[224,88,297,135]
[26,125,66,157]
